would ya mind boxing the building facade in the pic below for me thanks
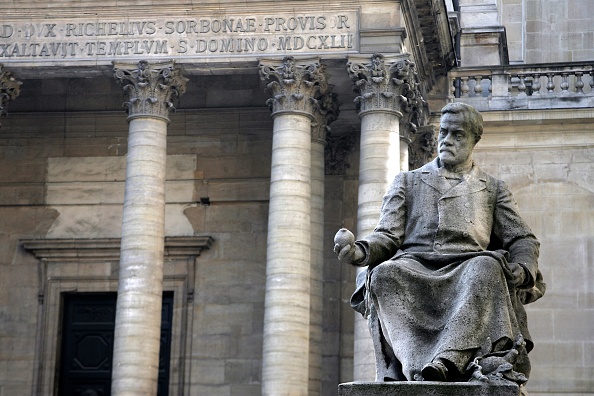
[0,0,592,395]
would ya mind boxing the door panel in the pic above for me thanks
[58,292,173,396]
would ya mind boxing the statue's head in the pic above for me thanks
[438,103,483,168]
[440,102,483,143]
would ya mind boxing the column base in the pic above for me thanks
[338,381,519,396]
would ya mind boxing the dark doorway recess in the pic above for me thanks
[58,292,174,396]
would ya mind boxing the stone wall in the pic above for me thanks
[0,107,276,395]
[471,109,594,396]
[501,0,594,63]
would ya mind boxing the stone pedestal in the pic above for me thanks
[338,381,519,396]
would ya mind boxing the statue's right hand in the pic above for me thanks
[333,228,364,265]
[334,228,355,255]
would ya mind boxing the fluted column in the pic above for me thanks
[347,53,423,380]
[112,60,186,396]
[309,92,339,396]
[259,57,328,396]
[0,65,22,128]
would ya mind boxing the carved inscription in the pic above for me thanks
[0,12,358,61]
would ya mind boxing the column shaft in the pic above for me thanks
[347,54,422,381]
[357,111,402,236]
[262,113,312,396]
[260,57,328,395]
[355,111,402,381]
[112,117,168,395]
[111,60,186,396]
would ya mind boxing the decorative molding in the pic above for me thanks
[325,131,356,176]
[259,56,328,118]
[0,64,22,126]
[408,124,437,170]
[113,60,188,122]
[21,236,214,262]
[311,91,340,144]
[398,62,430,144]
[400,0,456,90]
[347,54,421,117]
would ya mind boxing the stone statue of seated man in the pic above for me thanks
[334,102,545,387]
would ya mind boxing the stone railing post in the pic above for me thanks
[0,65,22,128]
[347,53,422,381]
[112,60,187,395]
[491,71,510,97]
[259,56,328,396]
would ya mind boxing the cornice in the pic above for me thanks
[400,0,456,92]
[21,235,214,261]
[0,1,381,19]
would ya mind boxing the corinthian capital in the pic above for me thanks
[259,56,328,118]
[113,60,187,122]
[409,124,437,170]
[0,65,22,126]
[347,54,423,117]
[311,91,340,144]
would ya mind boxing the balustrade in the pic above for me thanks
[449,63,594,103]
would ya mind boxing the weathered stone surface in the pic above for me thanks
[335,103,542,385]
[0,0,592,395]
[338,381,519,396]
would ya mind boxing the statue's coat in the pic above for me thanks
[351,158,545,381]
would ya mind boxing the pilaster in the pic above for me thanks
[309,90,340,396]
[0,64,22,127]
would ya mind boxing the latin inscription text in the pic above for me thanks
[0,13,357,61]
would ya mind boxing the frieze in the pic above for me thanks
[0,12,358,64]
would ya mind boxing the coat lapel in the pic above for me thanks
[440,164,488,199]
[419,159,488,198]
[419,158,452,195]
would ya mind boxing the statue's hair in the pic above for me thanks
[440,102,483,143]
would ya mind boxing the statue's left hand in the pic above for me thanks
[507,262,527,287]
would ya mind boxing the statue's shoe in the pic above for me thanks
[421,360,448,381]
